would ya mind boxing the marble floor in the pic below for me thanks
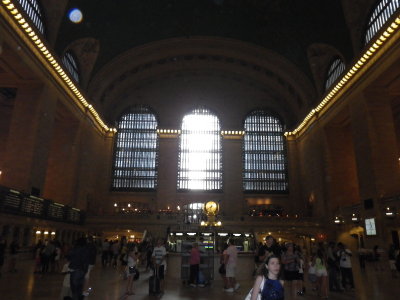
[0,257,399,300]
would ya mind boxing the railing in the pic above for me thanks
[0,185,85,225]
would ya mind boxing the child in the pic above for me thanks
[246,255,284,300]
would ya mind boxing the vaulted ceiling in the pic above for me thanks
[55,0,354,81]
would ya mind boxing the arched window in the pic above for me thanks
[325,58,345,90]
[62,51,80,83]
[112,106,158,190]
[243,110,288,192]
[178,107,222,190]
[16,0,45,35]
[365,0,400,44]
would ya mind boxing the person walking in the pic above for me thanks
[281,242,300,298]
[224,238,239,292]
[68,237,89,300]
[152,238,167,294]
[189,242,200,287]
[246,255,284,300]
[315,249,329,299]
[125,248,138,296]
[337,242,354,290]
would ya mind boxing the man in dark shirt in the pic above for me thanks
[68,237,90,300]
[258,235,281,262]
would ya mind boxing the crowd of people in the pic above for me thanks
[1,233,400,299]
[246,235,363,299]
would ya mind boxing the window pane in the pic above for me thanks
[112,106,158,190]
[243,110,288,192]
[62,51,80,83]
[325,58,345,90]
[16,0,45,35]
[178,107,222,190]
[365,0,400,44]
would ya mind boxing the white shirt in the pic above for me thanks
[338,249,352,268]
[152,246,167,266]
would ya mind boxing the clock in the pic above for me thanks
[204,201,218,215]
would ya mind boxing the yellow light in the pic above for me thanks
[35,230,41,234]
[3,0,12,5]
[6,3,14,9]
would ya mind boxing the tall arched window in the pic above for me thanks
[62,51,80,83]
[325,58,345,90]
[178,107,222,190]
[243,110,288,192]
[16,0,45,35]
[112,106,158,190]
[365,0,400,44]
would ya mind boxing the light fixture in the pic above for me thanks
[187,233,197,236]
[244,233,250,237]
[130,235,135,239]
[351,213,359,223]
[128,203,131,207]
[233,233,241,237]
[51,231,56,235]
[44,231,49,235]
[35,230,41,234]
[114,203,117,207]
[218,233,228,236]
[386,207,395,217]
[176,233,183,236]
[68,8,83,24]
[334,216,343,224]
[202,233,212,236]
[311,238,316,242]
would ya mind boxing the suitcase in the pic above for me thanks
[149,266,161,295]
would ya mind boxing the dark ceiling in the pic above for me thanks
[55,0,354,79]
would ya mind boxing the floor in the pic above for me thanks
[0,257,399,300]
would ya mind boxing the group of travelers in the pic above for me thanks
[3,232,400,299]
[248,235,357,300]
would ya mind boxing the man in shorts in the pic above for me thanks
[224,239,239,292]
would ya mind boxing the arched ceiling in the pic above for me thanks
[55,0,354,81]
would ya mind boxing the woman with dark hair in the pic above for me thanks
[247,255,284,300]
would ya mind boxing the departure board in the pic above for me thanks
[4,190,21,210]
[48,203,64,220]
[21,196,44,216]
[67,208,81,223]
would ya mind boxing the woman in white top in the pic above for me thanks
[125,249,138,295]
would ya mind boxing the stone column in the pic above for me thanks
[350,91,400,245]
[222,136,243,217]
[156,134,179,211]
[1,84,57,193]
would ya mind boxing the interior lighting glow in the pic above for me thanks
[68,8,83,24]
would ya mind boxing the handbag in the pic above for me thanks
[218,264,226,274]
[128,266,140,280]
[244,277,265,300]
